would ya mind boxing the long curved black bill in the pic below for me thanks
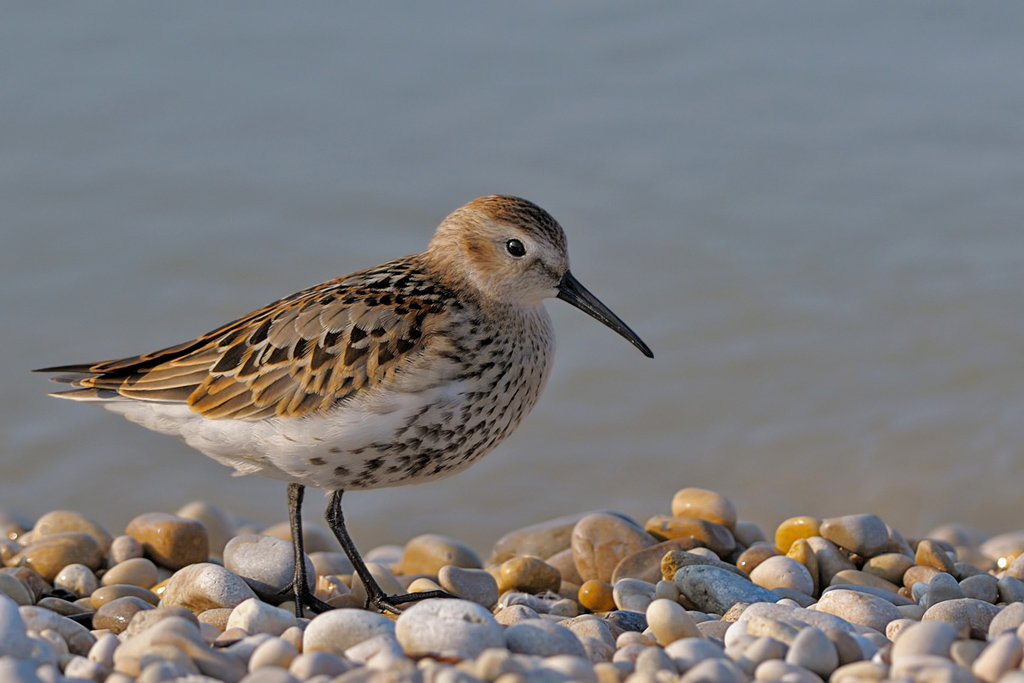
[556,271,654,358]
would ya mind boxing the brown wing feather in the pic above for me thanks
[38,257,453,420]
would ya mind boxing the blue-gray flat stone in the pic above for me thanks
[673,565,780,614]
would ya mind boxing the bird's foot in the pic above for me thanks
[280,582,335,618]
[364,588,457,615]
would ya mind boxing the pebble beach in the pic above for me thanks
[3,488,1024,683]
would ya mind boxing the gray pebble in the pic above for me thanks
[989,602,1024,638]
[505,618,587,658]
[663,637,726,673]
[438,565,499,609]
[673,565,780,614]
[819,514,889,557]
[920,572,966,610]
[612,578,656,612]
[1000,576,1024,603]
[223,534,314,605]
[396,598,504,660]
[922,597,1002,640]
[960,573,999,603]
[679,657,747,683]
[604,610,648,633]
[785,626,838,677]
[890,620,958,661]
[734,635,786,675]
[634,645,678,675]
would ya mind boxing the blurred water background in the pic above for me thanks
[3,3,1024,552]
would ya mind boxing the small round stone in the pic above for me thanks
[303,608,395,655]
[890,620,959,661]
[960,574,999,604]
[54,563,99,598]
[395,598,504,660]
[774,517,821,554]
[397,534,482,576]
[309,551,354,578]
[31,510,113,553]
[671,488,737,531]
[612,578,656,612]
[17,532,103,582]
[971,632,1023,682]
[578,579,616,612]
[572,513,656,583]
[125,512,209,571]
[679,657,747,683]
[438,565,499,608]
[920,572,966,610]
[92,596,154,634]
[664,636,727,672]
[109,535,144,564]
[505,618,588,658]
[989,602,1024,638]
[350,562,404,607]
[646,598,700,645]
[612,538,700,584]
[785,626,838,677]
[0,574,33,606]
[829,569,900,593]
[749,555,814,596]
[160,562,257,612]
[922,597,1002,640]
[248,636,299,671]
[102,557,160,589]
[222,534,314,604]
[497,556,561,594]
[261,521,336,555]
[490,511,592,564]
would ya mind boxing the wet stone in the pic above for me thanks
[572,512,656,583]
[397,533,482,576]
[53,563,99,598]
[223,533,314,604]
[92,596,154,634]
[91,584,159,607]
[497,555,561,594]
[578,579,616,613]
[396,598,504,660]
[125,512,209,571]
[31,510,112,553]
[17,532,104,582]
[101,557,160,589]
[670,488,737,531]
[109,535,144,564]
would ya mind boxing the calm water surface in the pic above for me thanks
[3,3,1024,552]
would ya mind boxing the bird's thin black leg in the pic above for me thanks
[324,489,454,614]
[284,483,333,617]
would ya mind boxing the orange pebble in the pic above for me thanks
[578,579,616,612]
[774,516,821,554]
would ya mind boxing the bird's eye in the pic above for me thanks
[505,239,526,257]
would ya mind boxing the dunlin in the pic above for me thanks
[37,195,653,614]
